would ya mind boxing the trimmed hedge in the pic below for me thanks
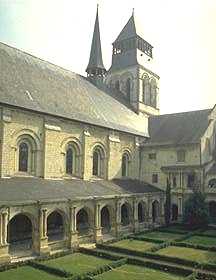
[70,258,127,280]
[79,247,121,261]
[173,241,216,252]
[0,260,29,272]
[29,260,72,277]
[127,257,192,277]
[132,236,165,244]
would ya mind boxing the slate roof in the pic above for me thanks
[146,109,211,146]
[0,177,163,205]
[0,42,148,137]
[114,14,148,44]
[86,6,105,71]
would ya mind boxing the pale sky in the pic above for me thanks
[0,0,215,114]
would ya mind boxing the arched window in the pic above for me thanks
[150,79,157,108]
[92,146,105,178]
[121,203,131,226]
[122,152,130,177]
[66,147,74,174]
[143,76,150,105]
[65,141,81,177]
[126,78,131,101]
[115,80,120,91]
[19,142,29,172]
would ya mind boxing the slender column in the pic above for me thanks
[0,214,2,245]
[2,212,8,245]
[40,208,47,238]
[115,200,121,237]
[147,197,153,226]
[69,206,78,249]
[94,203,102,243]
[38,208,49,256]
[133,198,139,233]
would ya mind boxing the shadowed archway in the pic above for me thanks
[47,211,65,242]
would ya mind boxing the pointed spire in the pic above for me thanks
[86,5,106,79]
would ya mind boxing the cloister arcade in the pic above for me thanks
[0,195,164,262]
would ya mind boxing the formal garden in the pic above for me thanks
[0,191,216,279]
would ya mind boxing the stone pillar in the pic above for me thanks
[159,196,165,225]
[0,211,10,264]
[38,208,50,256]
[94,203,102,243]
[147,197,153,227]
[69,206,78,249]
[133,198,139,233]
[115,200,121,237]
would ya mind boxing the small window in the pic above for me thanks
[152,174,158,183]
[177,150,185,162]
[126,78,131,101]
[122,153,130,177]
[149,153,156,160]
[66,147,73,174]
[18,142,29,172]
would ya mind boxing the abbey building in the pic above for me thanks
[0,7,215,263]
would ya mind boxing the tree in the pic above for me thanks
[164,178,171,226]
[183,190,209,229]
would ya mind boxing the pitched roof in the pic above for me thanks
[86,6,105,71]
[0,42,148,137]
[0,177,163,205]
[114,14,148,43]
[146,109,211,146]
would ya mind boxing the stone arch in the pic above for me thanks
[138,201,147,223]
[121,150,132,177]
[47,210,66,242]
[121,202,132,226]
[76,207,93,235]
[209,201,216,219]
[16,134,38,174]
[152,200,160,223]
[7,213,35,255]
[92,143,106,178]
[171,204,178,221]
[101,205,111,234]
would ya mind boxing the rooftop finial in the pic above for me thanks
[132,8,134,16]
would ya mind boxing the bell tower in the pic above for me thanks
[105,11,160,116]
[86,5,106,86]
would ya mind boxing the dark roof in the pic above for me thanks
[146,109,211,146]
[0,177,163,205]
[86,6,105,71]
[114,14,147,43]
[0,42,148,137]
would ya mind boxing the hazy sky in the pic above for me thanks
[0,0,215,114]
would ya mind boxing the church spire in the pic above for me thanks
[86,5,106,83]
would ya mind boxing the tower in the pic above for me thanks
[106,11,160,116]
[86,5,106,85]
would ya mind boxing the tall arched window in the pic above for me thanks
[66,147,73,174]
[143,76,150,105]
[126,78,131,101]
[150,79,157,108]
[122,152,130,177]
[64,141,81,177]
[18,142,29,172]
[92,146,105,178]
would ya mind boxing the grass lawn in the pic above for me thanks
[111,239,156,252]
[0,266,62,280]
[137,231,184,241]
[160,225,189,234]
[157,245,216,264]
[43,253,112,275]
[94,264,185,280]
[184,235,216,246]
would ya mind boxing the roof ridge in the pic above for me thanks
[150,108,211,118]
